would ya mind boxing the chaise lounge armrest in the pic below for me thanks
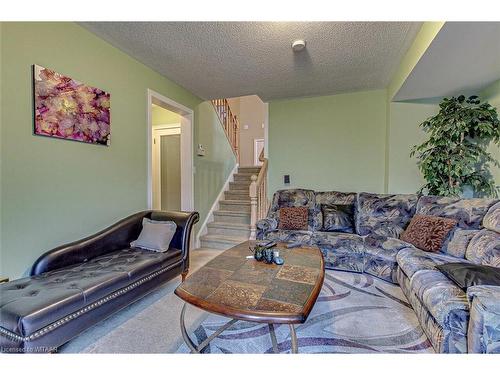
[467,285,500,353]
[30,210,199,276]
[256,217,278,239]
[150,211,199,268]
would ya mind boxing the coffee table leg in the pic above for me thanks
[180,303,199,353]
[181,303,299,354]
[268,324,279,353]
[289,324,298,354]
[196,318,238,352]
[180,303,238,353]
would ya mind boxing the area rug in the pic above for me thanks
[176,270,434,354]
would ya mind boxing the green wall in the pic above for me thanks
[194,102,237,228]
[387,90,500,195]
[268,90,387,194]
[481,79,500,187]
[387,22,444,100]
[152,105,181,126]
[387,102,438,193]
[0,23,234,279]
[268,87,498,197]
[2,21,498,280]
[386,80,500,195]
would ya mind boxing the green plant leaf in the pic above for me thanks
[410,95,500,197]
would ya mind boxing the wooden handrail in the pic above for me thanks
[258,148,265,162]
[211,99,239,162]
[249,156,269,240]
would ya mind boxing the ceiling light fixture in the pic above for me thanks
[291,39,306,52]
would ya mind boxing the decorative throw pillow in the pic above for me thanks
[401,214,458,252]
[278,207,309,230]
[437,263,500,291]
[130,218,177,252]
[321,204,355,233]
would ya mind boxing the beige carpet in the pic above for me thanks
[59,248,220,353]
[60,248,433,354]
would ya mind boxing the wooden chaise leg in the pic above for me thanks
[181,270,189,282]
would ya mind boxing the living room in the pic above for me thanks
[1,1,500,374]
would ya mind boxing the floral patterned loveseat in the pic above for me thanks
[256,189,500,353]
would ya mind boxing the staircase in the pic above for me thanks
[200,165,261,250]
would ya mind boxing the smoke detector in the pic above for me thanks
[291,39,306,52]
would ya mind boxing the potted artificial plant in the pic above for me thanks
[411,95,500,197]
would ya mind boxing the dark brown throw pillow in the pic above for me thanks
[401,214,458,252]
[278,207,309,230]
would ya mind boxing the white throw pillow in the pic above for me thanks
[130,218,177,252]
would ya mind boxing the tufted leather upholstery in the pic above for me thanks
[0,210,198,353]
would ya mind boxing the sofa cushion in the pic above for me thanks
[400,214,458,252]
[0,276,88,337]
[441,228,478,259]
[397,247,469,279]
[105,247,182,283]
[268,189,317,231]
[416,196,497,230]
[355,192,418,238]
[261,229,313,245]
[256,217,279,240]
[312,232,364,273]
[0,248,176,338]
[278,206,309,230]
[483,202,500,234]
[410,269,469,332]
[321,204,355,233]
[363,235,414,283]
[313,191,357,230]
[465,229,500,267]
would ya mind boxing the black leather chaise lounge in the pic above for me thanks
[0,210,199,353]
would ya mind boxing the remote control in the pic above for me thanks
[286,242,302,249]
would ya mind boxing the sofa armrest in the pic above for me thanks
[467,285,500,353]
[150,210,199,267]
[256,217,278,240]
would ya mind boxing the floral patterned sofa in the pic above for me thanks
[257,189,500,353]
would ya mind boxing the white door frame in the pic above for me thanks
[147,89,194,211]
[263,102,269,158]
[253,138,265,166]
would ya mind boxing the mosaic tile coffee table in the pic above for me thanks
[174,240,324,353]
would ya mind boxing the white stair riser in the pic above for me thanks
[200,236,246,250]
[229,182,250,191]
[224,192,250,201]
[233,175,255,182]
[228,189,250,195]
[213,213,250,224]
[207,226,251,237]
[238,168,261,174]
[219,202,250,213]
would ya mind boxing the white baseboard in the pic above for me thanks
[195,163,239,248]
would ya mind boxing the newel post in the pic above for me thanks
[249,174,258,240]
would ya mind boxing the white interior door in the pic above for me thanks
[152,126,181,211]
[254,138,265,166]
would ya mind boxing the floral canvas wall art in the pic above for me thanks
[33,65,111,145]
